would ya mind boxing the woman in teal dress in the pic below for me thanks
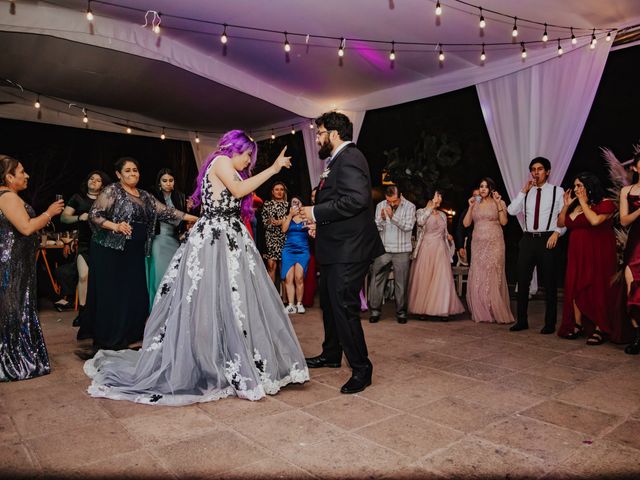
[146,169,187,308]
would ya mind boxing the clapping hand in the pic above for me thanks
[575,187,587,204]
[563,188,573,207]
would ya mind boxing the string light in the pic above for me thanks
[438,44,445,62]
[160,127,166,140]
[284,32,291,53]
[606,31,612,42]
[195,131,200,143]
[571,27,577,44]
[478,8,485,29]
[126,126,132,134]
[389,41,396,61]
[220,24,228,44]
[82,110,89,124]
[290,125,295,135]
[480,43,486,62]
[542,23,548,42]
[86,0,94,21]
[271,130,276,140]
[520,42,527,59]
[590,29,597,49]
[309,122,314,129]
[435,1,442,16]
[338,38,345,57]
[557,39,563,56]
[512,17,518,37]
[34,95,40,109]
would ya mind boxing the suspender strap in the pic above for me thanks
[524,190,529,230]
[546,186,557,231]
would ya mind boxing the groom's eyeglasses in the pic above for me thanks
[315,130,330,138]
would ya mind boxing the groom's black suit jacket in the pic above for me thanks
[314,143,385,265]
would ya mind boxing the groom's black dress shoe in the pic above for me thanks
[340,375,372,394]
[305,355,341,369]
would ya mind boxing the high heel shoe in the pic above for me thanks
[562,324,583,340]
[625,327,640,355]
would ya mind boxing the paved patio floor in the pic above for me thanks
[1,300,639,479]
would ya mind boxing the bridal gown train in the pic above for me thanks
[84,158,309,405]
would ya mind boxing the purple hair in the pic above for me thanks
[191,130,258,221]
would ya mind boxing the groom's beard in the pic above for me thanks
[318,140,332,160]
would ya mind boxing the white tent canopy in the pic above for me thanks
[1,1,640,174]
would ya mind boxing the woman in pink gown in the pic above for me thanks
[463,178,514,324]
[408,188,464,319]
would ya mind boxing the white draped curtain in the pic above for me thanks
[476,42,612,206]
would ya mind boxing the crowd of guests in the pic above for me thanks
[2,150,640,383]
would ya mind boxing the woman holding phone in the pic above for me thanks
[463,177,514,323]
[281,196,311,313]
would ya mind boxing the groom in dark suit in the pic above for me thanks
[300,112,384,394]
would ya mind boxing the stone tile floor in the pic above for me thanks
[1,301,639,479]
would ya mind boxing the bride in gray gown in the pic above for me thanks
[85,130,309,405]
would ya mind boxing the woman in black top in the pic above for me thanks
[61,170,110,325]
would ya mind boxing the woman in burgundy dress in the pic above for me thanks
[557,172,620,345]
[620,157,640,354]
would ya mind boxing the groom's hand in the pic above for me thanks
[299,206,314,223]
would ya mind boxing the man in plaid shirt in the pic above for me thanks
[368,185,416,324]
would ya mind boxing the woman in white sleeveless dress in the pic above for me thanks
[84,131,309,405]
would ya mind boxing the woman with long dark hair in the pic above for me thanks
[261,181,288,283]
[61,170,111,325]
[558,172,620,345]
[0,155,64,381]
[146,168,187,307]
[84,131,308,405]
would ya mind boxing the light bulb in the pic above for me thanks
[557,40,563,56]
[389,41,396,61]
[195,133,200,143]
[521,43,527,59]
[160,128,166,140]
[271,133,276,140]
[542,24,548,42]
[479,8,485,29]
[153,24,160,34]
[126,127,132,134]
[291,126,295,135]
[571,28,577,44]
[590,29,597,48]
[480,44,486,61]
[438,48,445,62]
[83,115,89,124]
[309,122,314,129]
[34,96,41,109]
[221,25,228,44]
[606,31,612,42]
[86,1,93,21]
[338,38,345,57]
[512,17,518,37]
[435,1,442,16]
[284,33,291,53]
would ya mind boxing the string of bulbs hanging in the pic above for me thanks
[80,0,616,63]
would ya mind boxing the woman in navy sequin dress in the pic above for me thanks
[0,155,64,381]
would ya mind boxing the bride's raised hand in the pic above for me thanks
[271,146,292,174]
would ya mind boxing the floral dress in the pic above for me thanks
[261,200,288,260]
[84,158,309,405]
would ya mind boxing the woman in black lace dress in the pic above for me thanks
[76,157,197,355]
[0,155,64,381]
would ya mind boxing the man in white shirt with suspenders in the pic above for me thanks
[507,157,566,334]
